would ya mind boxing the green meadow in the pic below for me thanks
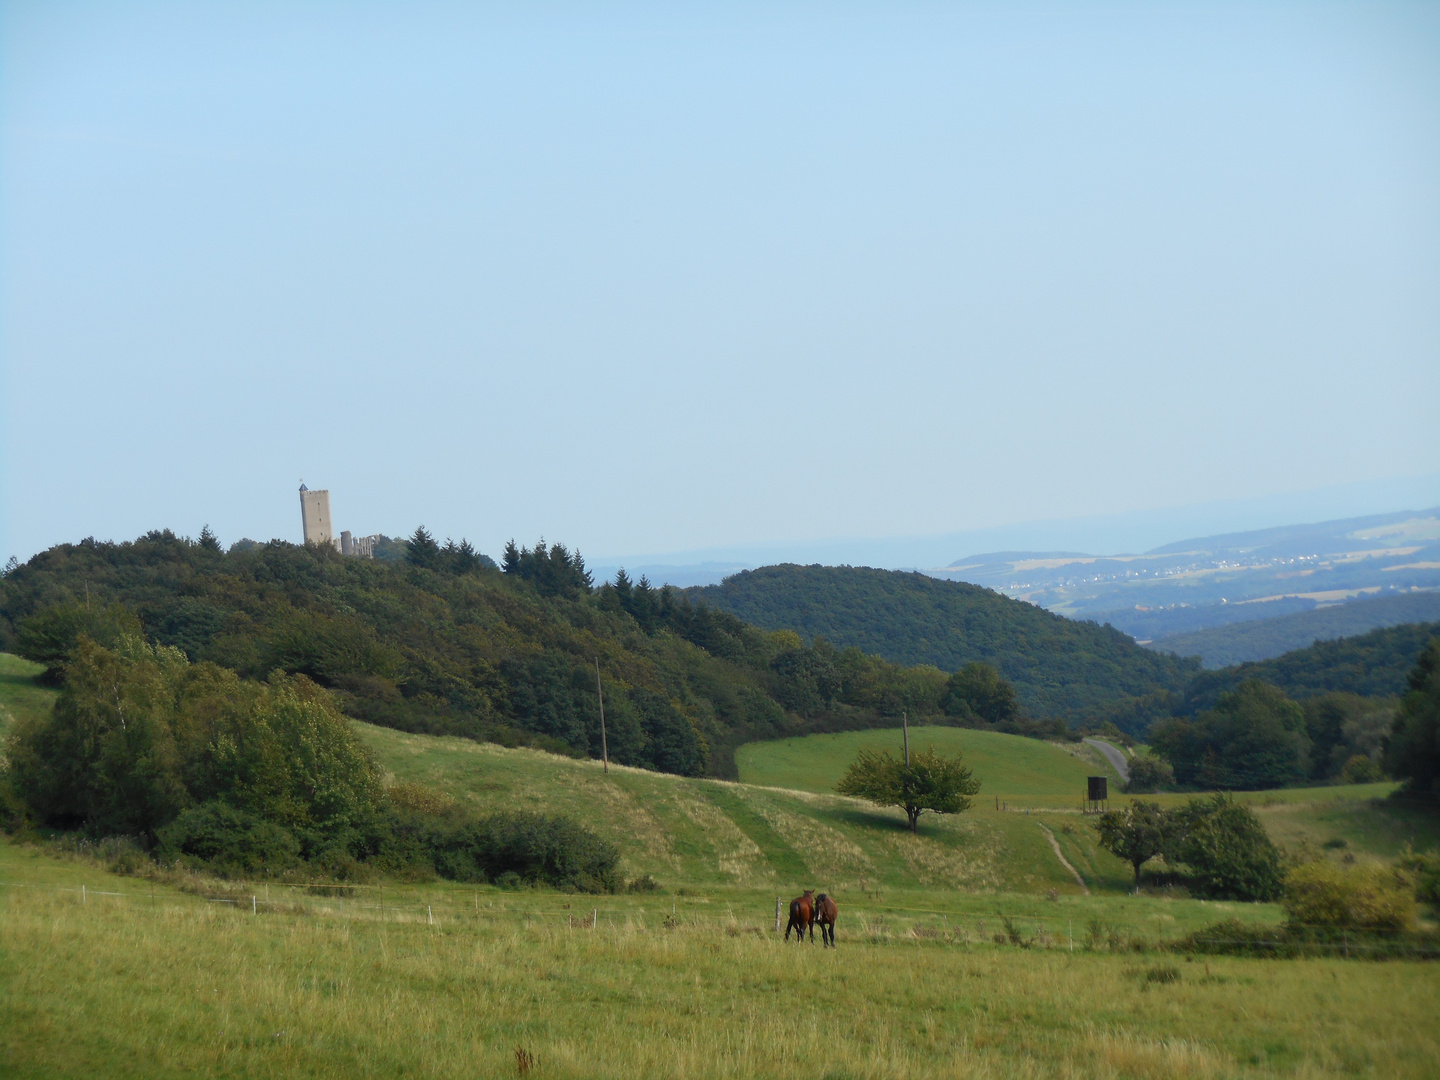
[3,840,1438,1080]
[3,654,1440,1078]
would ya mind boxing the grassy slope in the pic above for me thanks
[361,722,1121,895]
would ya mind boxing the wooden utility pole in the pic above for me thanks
[902,710,910,767]
[595,658,608,772]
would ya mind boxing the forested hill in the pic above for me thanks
[1179,620,1440,715]
[687,564,1198,719]
[0,532,1072,780]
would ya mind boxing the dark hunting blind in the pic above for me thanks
[1085,776,1108,812]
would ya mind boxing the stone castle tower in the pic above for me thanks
[298,485,333,546]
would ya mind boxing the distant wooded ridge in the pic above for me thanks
[1146,591,1440,668]
[688,563,1438,733]
[687,564,1198,721]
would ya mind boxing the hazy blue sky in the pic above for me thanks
[4,1,1438,569]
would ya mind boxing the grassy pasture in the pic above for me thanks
[2,842,1437,1080]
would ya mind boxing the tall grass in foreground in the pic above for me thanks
[3,883,1438,1079]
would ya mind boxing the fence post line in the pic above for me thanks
[775,897,782,932]
[253,895,257,915]
[82,885,86,905]
[593,908,597,929]
[428,905,434,926]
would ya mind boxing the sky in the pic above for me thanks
[3,1,1439,572]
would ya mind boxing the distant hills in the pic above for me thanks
[688,564,1197,720]
[1149,590,1440,668]
[929,507,1440,644]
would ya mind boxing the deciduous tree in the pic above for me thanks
[836,745,980,832]
[1094,800,1173,884]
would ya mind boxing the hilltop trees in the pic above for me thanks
[1386,636,1440,801]
[502,539,592,597]
[836,745,980,832]
[407,527,490,574]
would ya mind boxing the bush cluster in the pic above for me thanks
[156,802,622,892]
[3,639,622,892]
[1093,795,1283,900]
[1282,859,1416,931]
[6,636,382,837]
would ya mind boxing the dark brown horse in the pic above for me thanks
[785,890,815,942]
[813,893,838,948]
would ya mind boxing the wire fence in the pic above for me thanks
[3,875,1435,959]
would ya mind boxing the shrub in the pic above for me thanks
[427,812,620,893]
[1396,847,1440,905]
[1283,859,1416,931]
[1339,754,1385,784]
[156,801,302,874]
[1180,919,1293,958]
[385,782,457,817]
[1124,755,1175,794]
[626,874,662,893]
[1166,794,1283,901]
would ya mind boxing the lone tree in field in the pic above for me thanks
[1093,801,1173,886]
[836,746,980,832]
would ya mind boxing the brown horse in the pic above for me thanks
[813,893,838,948]
[785,890,815,942]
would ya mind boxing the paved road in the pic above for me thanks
[1083,737,1130,783]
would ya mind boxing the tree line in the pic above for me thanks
[1139,636,1440,801]
[0,529,1059,786]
